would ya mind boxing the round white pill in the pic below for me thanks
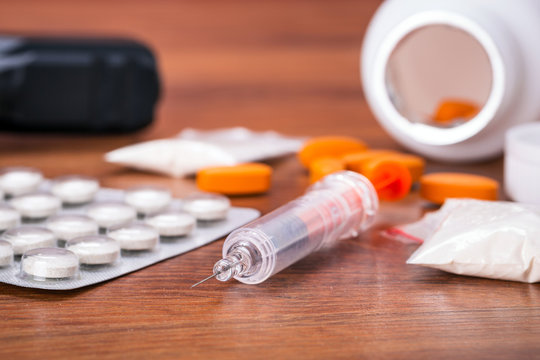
[108,224,159,251]
[21,247,79,279]
[47,214,98,241]
[86,202,137,229]
[145,211,196,237]
[0,167,43,197]
[0,204,20,231]
[10,193,61,219]
[0,240,14,267]
[2,227,56,255]
[51,175,100,204]
[67,235,120,265]
[183,192,230,221]
[124,186,172,215]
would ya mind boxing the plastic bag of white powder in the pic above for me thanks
[404,199,540,283]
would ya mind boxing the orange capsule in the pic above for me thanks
[342,149,398,173]
[309,157,346,184]
[420,172,498,205]
[197,163,272,195]
[433,99,479,123]
[298,136,367,167]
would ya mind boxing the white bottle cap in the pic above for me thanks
[10,193,61,219]
[67,235,120,265]
[0,240,14,267]
[21,247,79,279]
[183,193,230,221]
[51,175,100,205]
[2,227,56,255]
[146,212,196,237]
[108,224,159,251]
[47,214,99,241]
[0,204,20,231]
[0,167,43,197]
[124,186,172,215]
[86,202,137,229]
[505,123,540,204]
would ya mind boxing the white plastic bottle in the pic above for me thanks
[361,0,540,162]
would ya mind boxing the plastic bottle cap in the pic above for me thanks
[145,212,196,237]
[86,202,137,228]
[67,235,120,265]
[505,123,540,204]
[51,175,100,204]
[2,227,56,255]
[356,158,412,201]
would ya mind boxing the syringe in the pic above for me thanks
[192,171,379,286]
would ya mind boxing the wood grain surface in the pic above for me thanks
[0,1,537,359]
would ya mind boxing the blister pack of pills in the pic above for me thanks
[0,167,260,290]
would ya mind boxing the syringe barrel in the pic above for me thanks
[222,171,379,284]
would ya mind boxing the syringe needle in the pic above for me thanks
[191,272,218,288]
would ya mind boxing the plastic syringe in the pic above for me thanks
[192,171,379,286]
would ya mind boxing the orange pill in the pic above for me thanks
[298,136,367,167]
[196,163,272,195]
[361,158,412,201]
[420,172,498,205]
[377,153,425,182]
[343,149,398,173]
[433,99,479,123]
[309,157,345,184]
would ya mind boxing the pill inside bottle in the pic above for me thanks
[124,186,172,215]
[86,202,137,229]
[2,227,56,255]
[108,224,159,251]
[51,175,100,205]
[21,247,79,279]
[47,214,99,241]
[183,193,230,221]
[0,240,14,267]
[0,204,21,231]
[10,193,61,219]
[146,211,196,237]
[0,167,43,197]
[67,235,120,265]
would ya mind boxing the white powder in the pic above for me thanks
[86,202,136,228]
[0,167,43,197]
[0,205,20,231]
[0,240,13,267]
[2,227,56,255]
[183,194,230,221]
[108,224,159,250]
[125,186,172,215]
[22,248,79,279]
[51,176,99,204]
[67,235,120,265]
[10,193,61,219]
[145,212,195,237]
[47,215,98,241]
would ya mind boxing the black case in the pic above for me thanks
[0,36,160,133]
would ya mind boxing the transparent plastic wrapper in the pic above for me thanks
[401,199,540,283]
[105,127,306,177]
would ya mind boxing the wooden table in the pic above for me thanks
[0,1,537,359]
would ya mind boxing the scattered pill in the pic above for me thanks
[298,136,367,167]
[342,149,398,173]
[2,227,56,255]
[183,193,231,221]
[47,214,98,241]
[67,235,120,265]
[146,211,196,237]
[51,175,100,204]
[21,247,79,279]
[376,153,425,182]
[309,157,346,184]
[361,158,412,201]
[0,240,13,267]
[86,202,137,229]
[432,99,479,124]
[0,167,43,197]
[420,172,499,205]
[197,163,272,195]
[125,186,172,215]
[108,224,159,251]
[10,193,61,219]
[0,205,20,231]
